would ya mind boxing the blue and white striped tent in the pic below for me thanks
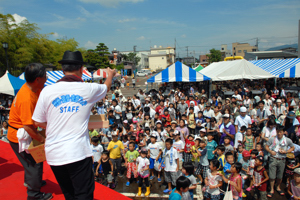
[147,61,210,83]
[19,70,92,86]
[250,58,300,78]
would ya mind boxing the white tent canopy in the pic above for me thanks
[200,59,275,81]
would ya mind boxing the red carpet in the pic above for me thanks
[0,141,131,200]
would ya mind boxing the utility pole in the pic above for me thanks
[255,37,259,51]
[174,38,176,61]
[298,20,300,58]
[186,46,189,57]
[133,45,137,75]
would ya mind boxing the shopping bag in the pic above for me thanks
[223,183,233,200]
[291,99,296,106]
[154,161,161,171]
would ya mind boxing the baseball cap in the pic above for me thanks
[112,131,118,136]
[240,106,247,113]
[206,103,211,107]
[276,99,282,103]
[222,114,230,118]
[189,134,195,138]
[256,155,264,163]
[200,128,206,133]
[242,150,250,157]
[294,168,300,175]
[141,148,148,154]
[132,117,138,123]
[190,101,195,105]
[150,133,157,138]
[155,120,162,125]
[123,120,128,123]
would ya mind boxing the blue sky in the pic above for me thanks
[1,0,299,57]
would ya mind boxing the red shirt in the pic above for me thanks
[160,114,171,126]
[184,139,195,153]
[155,105,165,116]
[254,166,267,191]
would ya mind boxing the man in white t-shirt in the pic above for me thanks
[263,94,272,111]
[110,99,122,125]
[257,101,272,125]
[203,103,214,118]
[234,106,252,133]
[32,51,116,200]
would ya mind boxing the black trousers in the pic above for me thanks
[50,157,95,200]
[10,141,43,199]
[138,176,149,187]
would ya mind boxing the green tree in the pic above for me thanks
[121,52,140,65]
[206,48,222,63]
[94,43,112,69]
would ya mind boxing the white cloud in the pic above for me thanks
[8,14,27,26]
[137,36,145,40]
[52,32,60,38]
[84,41,98,49]
[118,18,136,23]
[181,34,186,38]
[78,0,144,7]
[76,17,86,22]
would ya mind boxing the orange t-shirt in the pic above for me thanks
[7,84,40,143]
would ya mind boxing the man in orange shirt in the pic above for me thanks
[7,63,52,200]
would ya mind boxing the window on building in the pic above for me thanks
[243,50,247,53]
[234,53,236,56]
[233,47,236,50]
[238,50,242,53]
[162,57,164,59]
[252,49,257,52]
[221,48,224,50]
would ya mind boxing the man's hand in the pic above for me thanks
[270,151,276,156]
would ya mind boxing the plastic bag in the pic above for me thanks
[154,161,161,171]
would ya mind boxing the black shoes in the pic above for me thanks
[27,192,53,200]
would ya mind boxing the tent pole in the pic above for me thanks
[274,77,277,87]
[209,80,212,99]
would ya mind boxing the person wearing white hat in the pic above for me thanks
[234,106,252,133]
[272,99,286,118]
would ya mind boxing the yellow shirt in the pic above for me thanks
[107,140,124,159]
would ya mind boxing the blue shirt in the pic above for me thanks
[97,106,106,115]
[206,140,218,160]
[169,188,182,200]
[224,162,232,178]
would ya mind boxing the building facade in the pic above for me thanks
[220,44,232,60]
[120,50,150,71]
[148,46,175,71]
[232,42,258,57]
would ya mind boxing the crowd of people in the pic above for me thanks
[87,83,300,200]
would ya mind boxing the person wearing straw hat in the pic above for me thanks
[32,51,116,200]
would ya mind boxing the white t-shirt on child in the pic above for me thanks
[206,169,222,195]
[136,157,150,177]
[163,147,179,172]
[91,144,103,162]
[147,142,162,159]
[173,140,184,160]
[234,132,243,149]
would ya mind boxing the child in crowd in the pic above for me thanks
[137,148,151,196]
[138,133,147,150]
[243,128,255,151]
[218,162,243,200]
[288,168,300,200]
[91,137,103,179]
[214,145,226,172]
[130,136,139,150]
[108,110,116,127]
[187,107,196,135]
[195,139,209,184]
[204,160,223,200]
[224,136,234,154]
[256,142,264,157]
[147,134,162,182]
[125,142,139,186]
[184,134,195,163]
[286,153,300,188]
[195,128,208,142]
[89,128,100,138]
[223,152,234,179]
[181,162,197,200]
[96,151,114,188]
[246,149,258,191]
[172,130,184,172]
[191,138,201,166]
[160,138,179,194]
[122,135,129,153]
[206,133,218,162]
[236,144,244,163]
[169,176,191,200]
[107,132,125,178]
[253,156,269,200]
[234,126,246,150]
[240,150,250,189]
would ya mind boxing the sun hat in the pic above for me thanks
[294,168,300,175]
[123,120,128,123]
[171,121,178,124]
[155,120,162,125]
[173,130,180,135]
[287,152,295,159]
[150,133,157,138]
[222,114,230,118]
[276,99,282,103]
[286,111,296,119]
[200,128,206,133]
